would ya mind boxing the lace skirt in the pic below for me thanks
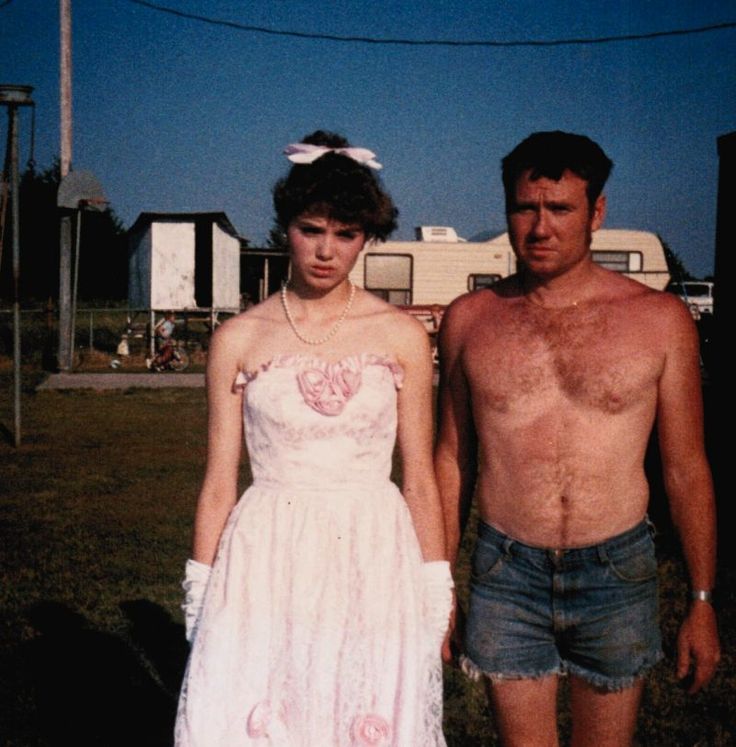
[175,480,446,747]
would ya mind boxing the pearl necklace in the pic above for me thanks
[280,281,356,345]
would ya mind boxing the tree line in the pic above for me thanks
[0,160,128,305]
[1,159,701,307]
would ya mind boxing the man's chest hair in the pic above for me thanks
[465,304,662,414]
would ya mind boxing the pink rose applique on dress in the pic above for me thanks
[350,713,392,745]
[297,358,363,416]
[247,700,293,743]
[246,700,271,738]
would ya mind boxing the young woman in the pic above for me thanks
[175,131,451,746]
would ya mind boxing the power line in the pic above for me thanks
[127,0,736,48]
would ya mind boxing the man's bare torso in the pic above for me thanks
[456,271,670,548]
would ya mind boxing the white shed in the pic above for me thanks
[128,212,242,311]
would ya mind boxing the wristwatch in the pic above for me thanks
[690,589,713,603]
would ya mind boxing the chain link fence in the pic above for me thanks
[0,306,236,370]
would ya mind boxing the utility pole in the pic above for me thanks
[0,84,35,447]
[60,0,72,178]
[58,0,73,370]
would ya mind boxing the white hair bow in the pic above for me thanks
[284,142,382,170]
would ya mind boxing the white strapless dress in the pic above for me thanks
[175,353,445,746]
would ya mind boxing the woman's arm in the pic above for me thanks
[395,315,447,562]
[191,321,246,565]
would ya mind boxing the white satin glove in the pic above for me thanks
[421,560,454,654]
[182,559,211,643]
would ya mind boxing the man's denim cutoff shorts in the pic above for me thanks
[464,518,664,691]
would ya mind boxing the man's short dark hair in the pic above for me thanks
[502,131,613,211]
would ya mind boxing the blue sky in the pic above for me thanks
[2,0,734,277]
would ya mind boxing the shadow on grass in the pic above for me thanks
[13,600,186,746]
[0,421,13,446]
[120,599,189,697]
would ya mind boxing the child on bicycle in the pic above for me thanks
[148,311,176,371]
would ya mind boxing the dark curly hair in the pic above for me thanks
[273,130,398,242]
[502,131,613,211]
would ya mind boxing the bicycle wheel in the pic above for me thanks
[169,347,190,372]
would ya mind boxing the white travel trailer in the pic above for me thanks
[590,229,671,291]
[348,227,516,307]
[349,227,670,309]
[128,211,243,311]
[486,228,671,292]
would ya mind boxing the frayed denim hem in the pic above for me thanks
[564,651,665,693]
[459,652,664,691]
[459,654,562,684]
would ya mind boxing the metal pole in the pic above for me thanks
[0,124,10,274]
[58,215,73,370]
[69,208,81,363]
[0,85,34,447]
[9,104,21,447]
[57,0,73,369]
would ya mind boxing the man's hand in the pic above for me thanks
[676,601,720,693]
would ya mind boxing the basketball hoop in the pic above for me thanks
[78,196,108,212]
[57,169,106,209]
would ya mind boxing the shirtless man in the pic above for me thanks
[435,131,719,746]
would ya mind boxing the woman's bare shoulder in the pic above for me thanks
[329,290,425,364]
[211,295,283,358]
[358,294,431,362]
[354,290,422,334]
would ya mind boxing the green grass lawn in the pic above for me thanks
[1,376,733,745]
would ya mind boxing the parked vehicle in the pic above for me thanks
[668,281,714,315]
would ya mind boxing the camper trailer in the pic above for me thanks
[348,227,516,307]
[349,227,670,309]
[589,229,671,291]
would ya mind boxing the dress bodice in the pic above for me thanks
[235,353,404,490]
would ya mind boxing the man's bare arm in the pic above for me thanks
[434,298,480,663]
[656,297,720,693]
[434,298,479,567]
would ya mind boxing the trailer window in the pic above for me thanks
[469,274,502,291]
[364,254,412,305]
[591,251,642,272]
